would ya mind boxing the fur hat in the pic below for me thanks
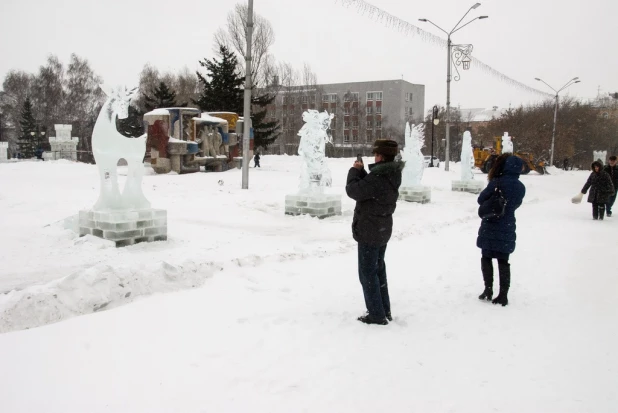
[372,139,399,157]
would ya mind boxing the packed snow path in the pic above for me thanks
[0,157,615,412]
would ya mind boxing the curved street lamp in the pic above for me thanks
[420,3,488,172]
[534,77,581,166]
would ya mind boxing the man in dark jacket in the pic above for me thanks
[603,155,617,217]
[345,139,404,325]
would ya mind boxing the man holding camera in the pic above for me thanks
[346,139,404,325]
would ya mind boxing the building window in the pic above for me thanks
[352,133,358,143]
[331,94,337,102]
[376,129,382,139]
[301,96,308,104]
[344,120,350,129]
[376,120,382,129]
[344,132,350,143]
[376,106,382,114]
[322,94,330,102]
[310,95,316,103]
[405,92,413,102]
[366,106,373,115]
[367,130,373,140]
[344,106,350,115]
[352,92,359,101]
[367,91,383,101]
[344,92,359,102]
[352,120,358,129]
[367,120,373,129]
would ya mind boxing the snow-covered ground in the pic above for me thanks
[0,156,615,412]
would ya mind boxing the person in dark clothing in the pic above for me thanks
[254,152,260,168]
[603,155,618,217]
[477,153,526,307]
[563,158,569,171]
[346,139,404,325]
[581,161,615,220]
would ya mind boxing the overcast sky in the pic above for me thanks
[1,0,616,113]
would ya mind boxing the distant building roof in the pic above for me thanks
[460,106,507,122]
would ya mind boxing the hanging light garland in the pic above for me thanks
[336,0,553,98]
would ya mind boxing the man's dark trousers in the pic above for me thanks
[358,243,390,320]
[607,194,616,215]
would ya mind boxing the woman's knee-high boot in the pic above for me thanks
[479,257,493,301]
[492,260,510,306]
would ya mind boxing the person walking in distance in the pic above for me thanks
[346,140,404,325]
[603,155,618,217]
[581,161,615,220]
[477,153,526,307]
[254,151,261,168]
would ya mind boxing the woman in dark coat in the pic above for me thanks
[477,153,526,306]
[581,161,615,220]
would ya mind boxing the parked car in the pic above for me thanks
[423,155,440,167]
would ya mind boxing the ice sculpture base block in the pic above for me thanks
[78,208,167,247]
[399,186,431,203]
[451,180,485,194]
[285,193,342,219]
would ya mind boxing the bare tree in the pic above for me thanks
[31,55,65,148]
[65,54,105,161]
[214,3,275,87]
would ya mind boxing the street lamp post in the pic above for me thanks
[241,0,254,189]
[420,3,488,172]
[430,105,439,167]
[534,77,581,166]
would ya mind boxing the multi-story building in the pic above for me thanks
[263,79,425,157]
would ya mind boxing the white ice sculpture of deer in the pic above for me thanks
[92,85,151,211]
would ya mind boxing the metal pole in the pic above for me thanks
[241,0,254,189]
[445,36,452,171]
[430,106,435,167]
[550,93,558,167]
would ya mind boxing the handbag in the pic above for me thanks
[478,182,507,220]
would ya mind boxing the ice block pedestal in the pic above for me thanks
[79,209,167,247]
[399,185,431,203]
[451,179,485,194]
[285,193,341,219]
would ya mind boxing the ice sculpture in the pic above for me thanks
[285,109,341,218]
[502,132,513,154]
[593,150,607,165]
[0,142,7,163]
[401,122,425,187]
[92,85,150,211]
[297,109,334,192]
[460,131,475,181]
[452,130,484,194]
[78,85,167,247]
[399,122,431,203]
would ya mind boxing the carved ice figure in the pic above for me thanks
[593,150,607,164]
[401,122,425,187]
[460,130,475,181]
[297,109,334,192]
[502,132,513,154]
[92,85,151,211]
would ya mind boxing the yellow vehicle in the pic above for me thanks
[473,137,546,175]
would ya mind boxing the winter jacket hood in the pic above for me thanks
[502,155,524,177]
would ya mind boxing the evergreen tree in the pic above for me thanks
[195,45,280,149]
[18,97,37,158]
[194,45,244,113]
[143,81,185,111]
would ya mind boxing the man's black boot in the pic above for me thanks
[479,257,493,301]
[599,206,605,220]
[357,314,388,325]
[492,260,510,306]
